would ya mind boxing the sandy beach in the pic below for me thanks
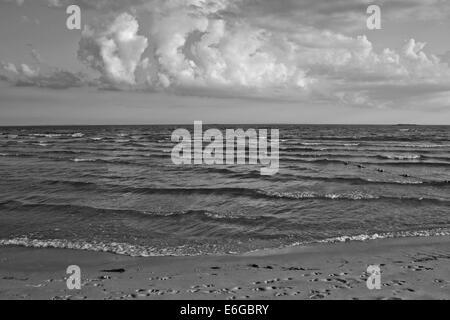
[0,236,449,300]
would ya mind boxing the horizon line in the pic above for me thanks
[1,123,449,127]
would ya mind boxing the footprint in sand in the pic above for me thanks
[308,289,331,300]
[433,279,450,288]
[328,272,349,277]
[52,295,78,300]
[247,264,275,270]
[227,294,251,300]
[282,266,305,271]
[380,296,403,300]
[392,279,407,286]
[132,288,180,297]
[101,268,125,273]
[275,292,288,297]
[383,279,407,287]
[403,265,433,271]
[252,286,277,292]
[253,279,282,285]
[188,284,224,294]
[302,272,322,277]
[149,276,172,281]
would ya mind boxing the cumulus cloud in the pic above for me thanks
[2,0,450,109]
[78,12,148,87]
[146,1,313,90]
[72,0,450,107]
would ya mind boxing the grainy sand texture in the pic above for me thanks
[1,236,449,300]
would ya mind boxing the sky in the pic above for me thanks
[0,0,450,125]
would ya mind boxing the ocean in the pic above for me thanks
[0,125,449,256]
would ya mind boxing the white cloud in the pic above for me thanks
[2,0,450,109]
[144,3,312,90]
[78,12,148,86]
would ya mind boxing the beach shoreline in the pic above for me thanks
[1,235,449,300]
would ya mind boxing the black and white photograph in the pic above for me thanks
[0,0,449,304]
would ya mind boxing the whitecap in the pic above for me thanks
[71,133,84,138]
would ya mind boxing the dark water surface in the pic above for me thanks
[0,125,449,256]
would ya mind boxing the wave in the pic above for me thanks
[72,158,97,163]
[289,175,450,187]
[29,133,63,138]
[0,152,33,158]
[0,199,274,225]
[71,133,85,138]
[20,178,450,204]
[35,142,49,147]
[2,227,450,257]
[285,136,450,142]
[264,191,379,200]
[285,140,450,149]
[282,157,450,167]
[0,237,193,257]
[317,228,450,244]
[377,154,422,160]
[401,143,450,148]
[282,152,450,162]
[25,133,85,139]
[299,142,360,147]
[123,185,450,203]
[300,142,322,146]
[261,190,450,204]
[281,146,450,157]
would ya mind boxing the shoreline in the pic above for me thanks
[1,235,449,300]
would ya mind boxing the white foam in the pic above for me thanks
[384,154,421,160]
[264,190,379,200]
[318,228,450,244]
[0,237,194,257]
[72,158,96,162]
[71,133,85,138]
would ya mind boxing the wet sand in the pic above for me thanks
[0,236,449,300]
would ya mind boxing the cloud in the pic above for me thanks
[0,61,84,89]
[145,2,313,91]
[66,0,449,108]
[78,12,148,87]
[2,0,450,109]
